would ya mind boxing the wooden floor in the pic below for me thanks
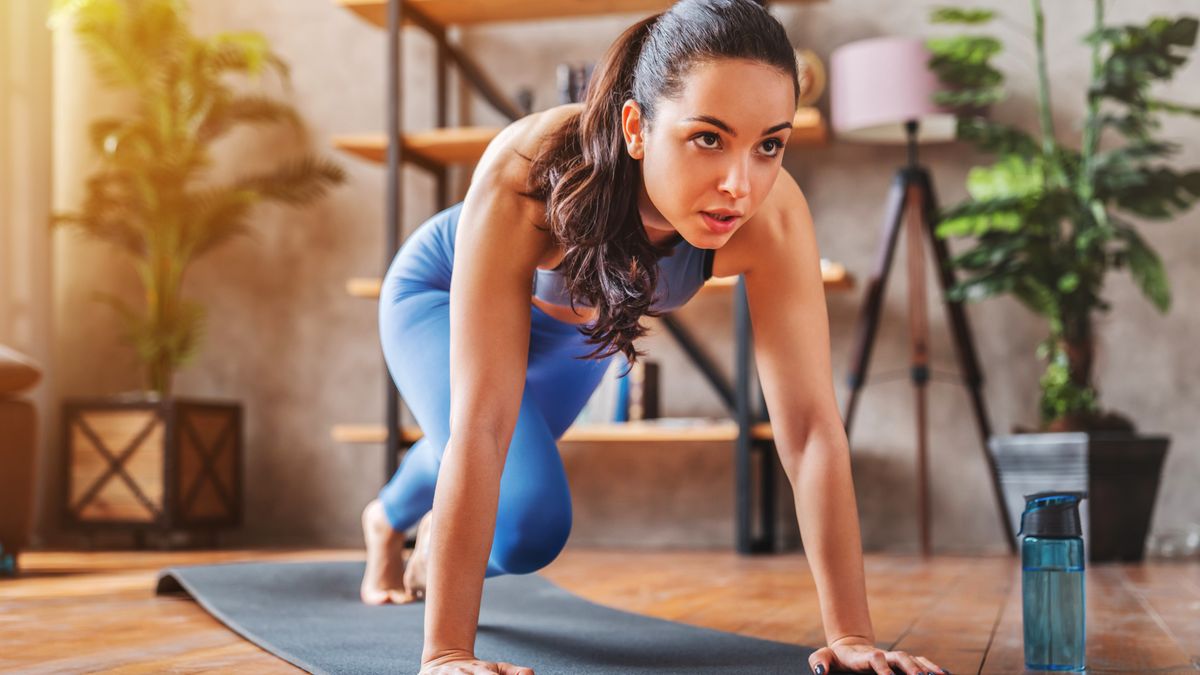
[1,548,1197,674]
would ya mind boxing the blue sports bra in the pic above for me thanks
[390,201,715,314]
[531,230,715,313]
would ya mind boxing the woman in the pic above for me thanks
[360,2,950,674]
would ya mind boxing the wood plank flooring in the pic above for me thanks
[1,548,1197,674]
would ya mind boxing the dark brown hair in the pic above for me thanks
[519,0,799,365]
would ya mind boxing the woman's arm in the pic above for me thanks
[739,172,875,647]
[421,138,555,665]
[739,172,948,675]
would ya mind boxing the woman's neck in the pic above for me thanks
[637,181,680,246]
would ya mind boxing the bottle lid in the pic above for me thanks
[1018,490,1087,537]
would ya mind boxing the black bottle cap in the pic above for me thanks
[1018,490,1087,538]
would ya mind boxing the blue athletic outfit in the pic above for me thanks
[376,200,714,576]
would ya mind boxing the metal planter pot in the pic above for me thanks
[988,432,1169,562]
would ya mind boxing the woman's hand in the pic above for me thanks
[807,636,950,675]
[418,649,534,675]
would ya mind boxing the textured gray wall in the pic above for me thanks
[43,0,1198,553]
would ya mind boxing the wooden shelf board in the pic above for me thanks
[346,277,384,299]
[333,420,775,445]
[333,107,826,168]
[338,0,824,29]
[333,127,500,166]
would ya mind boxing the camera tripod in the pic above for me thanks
[841,124,1017,556]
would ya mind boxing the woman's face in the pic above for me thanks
[621,58,796,248]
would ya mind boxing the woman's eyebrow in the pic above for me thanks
[682,115,793,137]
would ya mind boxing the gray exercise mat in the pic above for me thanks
[154,559,853,674]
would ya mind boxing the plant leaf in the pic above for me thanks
[235,156,346,205]
[966,155,1045,201]
[1115,226,1171,311]
[197,95,303,142]
[954,118,1040,156]
[930,7,996,25]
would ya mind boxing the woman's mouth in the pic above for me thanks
[701,211,739,234]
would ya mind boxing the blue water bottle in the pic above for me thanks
[1019,490,1087,672]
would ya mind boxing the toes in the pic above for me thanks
[360,588,390,605]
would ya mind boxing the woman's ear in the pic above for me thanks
[621,99,645,160]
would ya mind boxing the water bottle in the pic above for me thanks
[1019,490,1087,672]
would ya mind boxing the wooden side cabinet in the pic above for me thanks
[61,397,243,541]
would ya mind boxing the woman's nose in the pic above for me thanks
[718,157,750,200]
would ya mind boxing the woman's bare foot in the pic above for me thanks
[360,499,414,605]
[403,509,433,601]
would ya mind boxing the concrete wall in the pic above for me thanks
[41,0,1199,553]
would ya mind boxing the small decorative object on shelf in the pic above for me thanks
[573,61,595,102]
[793,48,826,107]
[556,62,574,105]
[0,542,15,578]
[556,61,596,104]
[515,86,535,115]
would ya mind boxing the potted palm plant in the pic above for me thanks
[926,3,1199,561]
[52,0,344,546]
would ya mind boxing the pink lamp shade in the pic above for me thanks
[830,36,957,144]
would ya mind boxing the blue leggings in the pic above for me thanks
[376,203,615,577]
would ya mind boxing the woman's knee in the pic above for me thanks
[490,504,572,574]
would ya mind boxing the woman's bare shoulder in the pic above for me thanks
[518,103,585,150]
[472,105,583,256]
[464,105,584,266]
[478,103,583,182]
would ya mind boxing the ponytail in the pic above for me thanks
[520,13,667,366]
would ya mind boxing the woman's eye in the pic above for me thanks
[693,134,784,157]
[761,139,784,157]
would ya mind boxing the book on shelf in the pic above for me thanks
[574,357,659,425]
[626,360,659,421]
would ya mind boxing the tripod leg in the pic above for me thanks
[917,170,1017,555]
[843,171,910,438]
[905,180,933,558]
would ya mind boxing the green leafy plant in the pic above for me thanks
[927,1,1200,432]
[51,0,345,397]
